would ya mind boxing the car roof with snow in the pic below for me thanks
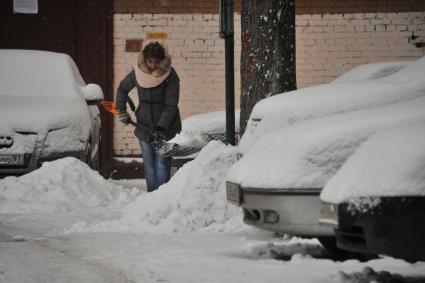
[226,95,425,190]
[320,122,425,204]
[240,56,425,152]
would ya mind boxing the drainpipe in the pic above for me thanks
[219,0,236,145]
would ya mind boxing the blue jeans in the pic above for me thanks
[139,139,171,192]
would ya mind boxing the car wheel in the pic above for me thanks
[86,139,100,172]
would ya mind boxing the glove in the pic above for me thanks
[117,110,130,125]
[151,127,166,151]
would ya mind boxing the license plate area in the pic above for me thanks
[0,154,25,166]
[226,182,242,206]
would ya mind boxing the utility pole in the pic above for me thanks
[219,0,235,145]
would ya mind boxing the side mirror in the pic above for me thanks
[82,84,104,101]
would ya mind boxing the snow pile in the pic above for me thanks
[243,237,325,260]
[240,56,425,152]
[321,122,425,204]
[0,157,138,214]
[338,266,425,283]
[68,141,244,234]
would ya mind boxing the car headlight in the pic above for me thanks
[319,202,339,228]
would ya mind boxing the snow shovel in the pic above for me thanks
[99,100,202,157]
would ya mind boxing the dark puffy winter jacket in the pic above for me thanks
[115,67,182,143]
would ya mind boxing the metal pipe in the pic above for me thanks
[225,34,235,145]
[219,0,235,145]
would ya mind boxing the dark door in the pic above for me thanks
[0,0,113,176]
[0,1,78,58]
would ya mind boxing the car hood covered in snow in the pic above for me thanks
[321,122,425,204]
[0,95,90,134]
[227,96,425,190]
[240,56,425,152]
[0,95,91,155]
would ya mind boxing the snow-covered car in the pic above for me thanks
[225,57,425,251]
[171,109,241,148]
[226,96,425,251]
[0,50,103,176]
[169,109,240,173]
[320,123,425,262]
[239,57,424,153]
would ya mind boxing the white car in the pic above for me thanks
[227,96,425,250]
[320,122,425,262]
[0,50,103,176]
[226,57,425,252]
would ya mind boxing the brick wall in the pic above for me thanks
[113,0,425,15]
[296,0,425,14]
[296,12,425,86]
[112,1,425,156]
[114,0,241,14]
[113,14,242,155]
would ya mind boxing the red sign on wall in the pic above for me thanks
[125,39,143,52]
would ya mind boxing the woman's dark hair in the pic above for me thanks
[143,42,165,60]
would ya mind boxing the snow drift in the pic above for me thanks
[66,141,244,234]
[0,157,137,214]
[0,142,245,234]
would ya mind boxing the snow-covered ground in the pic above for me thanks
[1,143,425,283]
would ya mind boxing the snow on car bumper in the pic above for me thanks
[0,151,87,176]
[226,182,334,237]
[0,132,87,176]
[335,196,425,262]
[0,129,89,177]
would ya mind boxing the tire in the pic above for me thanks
[86,137,101,172]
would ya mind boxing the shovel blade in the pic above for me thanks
[100,100,119,116]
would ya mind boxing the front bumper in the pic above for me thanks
[0,151,87,177]
[226,182,334,237]
[335,196,425,262]
[0,130,88,177]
